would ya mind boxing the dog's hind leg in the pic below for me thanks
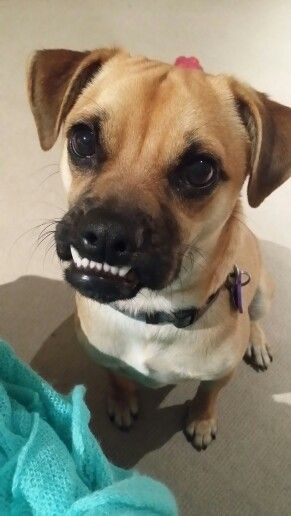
[245,267,275,371]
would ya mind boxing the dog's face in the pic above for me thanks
[56,55,247,303]
[28,49,291,303]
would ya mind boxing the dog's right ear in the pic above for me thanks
[27,48,118,151]
[230,79,291,207]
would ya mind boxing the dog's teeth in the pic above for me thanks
[70,246,82,267]
[119,266,130,277]
[70,246,80,262]
[81,258,89,268]
[69,247,131,278]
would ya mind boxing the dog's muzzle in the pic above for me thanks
[55,203,179,303]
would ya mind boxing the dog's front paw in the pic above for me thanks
[185,416,217,451]
[107,392,139,431]
[244,341,273,371]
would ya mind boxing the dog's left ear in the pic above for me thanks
[231,79,291,207]
[27,48,118,151]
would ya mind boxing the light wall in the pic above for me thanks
[1,0,291,287]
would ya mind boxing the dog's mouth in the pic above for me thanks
[62,246,140,303]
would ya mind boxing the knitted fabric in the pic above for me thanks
[0,340,177,515]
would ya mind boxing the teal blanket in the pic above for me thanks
[0,340,177,515]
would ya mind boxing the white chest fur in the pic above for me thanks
[77,293,246,386]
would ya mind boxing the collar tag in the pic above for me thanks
[227,265,251,314]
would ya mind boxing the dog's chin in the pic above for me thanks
[64,262,141,303]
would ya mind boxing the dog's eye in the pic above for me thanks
[183,158,216,188]
[69,124,96,158]
[171,156,219,198]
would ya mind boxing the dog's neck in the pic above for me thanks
[115,201,244,314]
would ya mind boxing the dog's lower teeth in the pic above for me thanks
[119,266,130,277]
[69,246,132,279]
[71,246,80,264]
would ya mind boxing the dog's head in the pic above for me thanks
[28,48,291,303]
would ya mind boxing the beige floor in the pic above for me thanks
[0,2,291,515]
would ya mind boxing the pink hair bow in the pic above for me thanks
[174,56,203,71]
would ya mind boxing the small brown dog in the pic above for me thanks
[28,48,291,450]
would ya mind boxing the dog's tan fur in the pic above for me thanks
[28,48,291,449]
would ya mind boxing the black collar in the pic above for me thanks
[111,288,221,329]
[110,265,251,329]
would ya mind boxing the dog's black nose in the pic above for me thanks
[79,208,137,264]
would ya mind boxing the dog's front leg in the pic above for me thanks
[185,372,234,450]
[107,371,139,430]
